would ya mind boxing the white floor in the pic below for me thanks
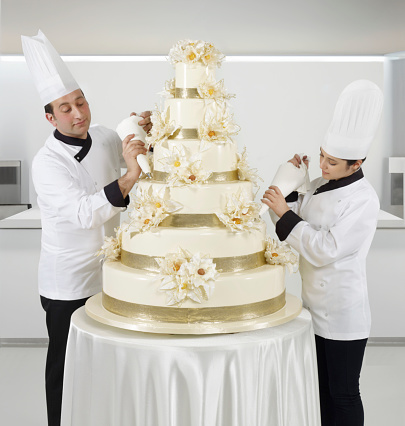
[0,345,404,426]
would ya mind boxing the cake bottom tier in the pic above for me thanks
[102,261,286,324]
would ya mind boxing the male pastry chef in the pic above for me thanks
[22,30,150,426]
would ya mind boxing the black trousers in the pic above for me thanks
[40,296,89,426]
[315,335,368,426]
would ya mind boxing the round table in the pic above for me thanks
[61,307,321,426]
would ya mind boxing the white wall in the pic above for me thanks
[1,0,405,55]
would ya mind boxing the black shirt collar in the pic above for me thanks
[314,168,364,195]
[54,129,92,162]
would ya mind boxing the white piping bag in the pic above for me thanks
[259,154,310,216]
[116,115,152,178]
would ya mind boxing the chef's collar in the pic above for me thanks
[314,168,364,195]
[54,129,92,163]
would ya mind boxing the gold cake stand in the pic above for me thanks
[85,292,303,335]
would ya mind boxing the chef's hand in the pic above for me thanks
[261,186,290,218]
[118,134,148,199]
[130,111,152,134]
[289,154,309,168]
[122,133,147,175]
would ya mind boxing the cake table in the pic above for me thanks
[61,307,321,426]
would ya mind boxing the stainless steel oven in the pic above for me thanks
[0,161,31,220]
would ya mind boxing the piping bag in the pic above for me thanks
[259,154,310,216]
[116,115,152,178]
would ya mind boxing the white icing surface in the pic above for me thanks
[137,180,254,214]
[153,140,238,173]
[175,63,214,88]
[166,98,206,128]
[103,262,285,308]
[122,223,266,257]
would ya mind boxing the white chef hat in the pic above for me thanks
[322,80,383,160]
[21,30,80,106]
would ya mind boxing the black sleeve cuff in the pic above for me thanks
[285,191,299,203]
[104,180,129,208]
[276,210,303,241]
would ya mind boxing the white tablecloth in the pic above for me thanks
[61,307,321,426]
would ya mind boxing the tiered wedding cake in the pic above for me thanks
[86,40,302,334]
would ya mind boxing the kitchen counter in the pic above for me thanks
[0,206,402,229]
[0,206,41,229]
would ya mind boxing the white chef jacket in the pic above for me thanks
[32,125,127,300]
[271,169,379,340]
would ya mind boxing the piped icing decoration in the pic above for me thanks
[168,40,225,68]
[236,147,263,188]
[265,237,298,273]
[156,248,219,306]
[159,145,212,186]
[215,189,261,232]
[145,105,179,147]
[127,186,183,234]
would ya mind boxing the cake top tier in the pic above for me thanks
[168,40,225,68]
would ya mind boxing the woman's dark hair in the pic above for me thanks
[346,157,366,166]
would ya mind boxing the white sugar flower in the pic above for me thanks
[159,145,211,186]
[265,237,299,273]
[95,222,132,262]
[216,189,261,232]
[181,252,218,299]
[96,233,121,262]
[159,145,191,174]
[145,106,179,147]
[156,248,218,306]
[168,40,224,68]
[198,75,235,103]
[115,222,129,246]
[128,186,183,233]
[200,42,225,67]
[160,78,176,98]
[182,44,201,64]
[96,236,120,262]
[199,104,240,149]
[236,147,263,188]
[169,40,203,65]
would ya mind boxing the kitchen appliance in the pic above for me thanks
[0,161,31,220]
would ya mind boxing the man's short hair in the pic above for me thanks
[44,102,54,115]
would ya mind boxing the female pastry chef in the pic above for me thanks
[262,80,383,426]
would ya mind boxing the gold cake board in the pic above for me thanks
[85,292,302,335]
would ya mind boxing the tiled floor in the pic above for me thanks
[0,345,404,425]
[0,346,47,426]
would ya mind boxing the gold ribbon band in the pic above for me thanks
[175,88,201,99]
[152,170,239,183]
[158,214,225,228]
[168,128,199,140]
[102,290,286,324]
[121,249,266,273]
